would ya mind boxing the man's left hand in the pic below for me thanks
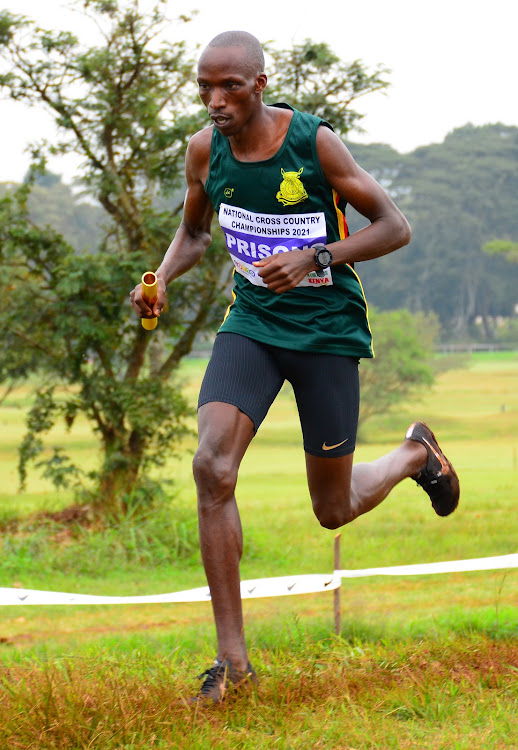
[253,250,315,293]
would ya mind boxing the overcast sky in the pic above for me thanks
[1,0,516,183]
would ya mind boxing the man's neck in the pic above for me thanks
[228,104,293,163]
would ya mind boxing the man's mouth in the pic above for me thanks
[210,114,230,126]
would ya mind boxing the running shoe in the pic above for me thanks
[405,422,460,517]
[191,658,258,705]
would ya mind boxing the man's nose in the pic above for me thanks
[210,88,226,109]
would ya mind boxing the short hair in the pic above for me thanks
[205,31,265,76]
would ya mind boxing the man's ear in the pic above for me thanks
[255,73,268,93]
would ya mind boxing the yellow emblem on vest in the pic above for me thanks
[276,167,308,206]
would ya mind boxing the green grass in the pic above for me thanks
[0,352,517,748]
[1,634,517,749]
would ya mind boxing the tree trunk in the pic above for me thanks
[95,435,145,515]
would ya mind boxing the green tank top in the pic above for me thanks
[204,104,373,358]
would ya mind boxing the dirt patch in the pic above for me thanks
[40,503,95,526]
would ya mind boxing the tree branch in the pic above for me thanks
[124,324,150,381]
[12,328,54,358]
[0,380,18,406]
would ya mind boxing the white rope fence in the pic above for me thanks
[0,553,516,607]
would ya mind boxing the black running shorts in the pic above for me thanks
[198,332,359,457]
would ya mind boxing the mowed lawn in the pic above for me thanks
[0,352,517,749]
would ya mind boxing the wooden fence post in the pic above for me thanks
[334,533,341,636]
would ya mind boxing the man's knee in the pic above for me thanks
[310,488,354,529]
[192,447,238,506]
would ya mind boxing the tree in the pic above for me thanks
[358,309,438,429]
[0,1,231,514]
[350,125,518,340]
[265,40,390,136]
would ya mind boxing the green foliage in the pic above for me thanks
[483,238,518,264]
[0,2,232,512]
[0,182,194,505]
[349,125,518,340]
[359,308,438,429]
[266,40,390,136]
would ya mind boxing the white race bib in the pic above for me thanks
[218,203,333,288]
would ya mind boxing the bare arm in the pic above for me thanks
[316,126,411,263]
[254,125,411,293]
[130,129,214,319]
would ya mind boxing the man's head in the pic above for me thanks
[197,31,267,136]
[205,31,265,77]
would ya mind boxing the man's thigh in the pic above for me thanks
[305,451,354,512]
[284,350,360,459]
[197,401,256,469]
[198,332,284,434]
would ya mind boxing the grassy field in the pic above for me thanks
[0,352,517,748]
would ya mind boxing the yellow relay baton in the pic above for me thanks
[141,271,158,330]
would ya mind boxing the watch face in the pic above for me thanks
[316,248,332,267]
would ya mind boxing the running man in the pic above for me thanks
[130,30,460,704]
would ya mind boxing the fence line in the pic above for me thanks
[1,554,516,607]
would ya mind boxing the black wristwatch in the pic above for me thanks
[313,243,333,275]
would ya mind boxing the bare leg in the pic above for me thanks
[307,439,427,529]
[192,402,255,671]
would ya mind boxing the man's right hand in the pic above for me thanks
[129,276,167,320]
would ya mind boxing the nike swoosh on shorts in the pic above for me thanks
[322,439,349,451]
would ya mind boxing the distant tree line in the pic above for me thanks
[7,122,518,347]
[347,124,518,341]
